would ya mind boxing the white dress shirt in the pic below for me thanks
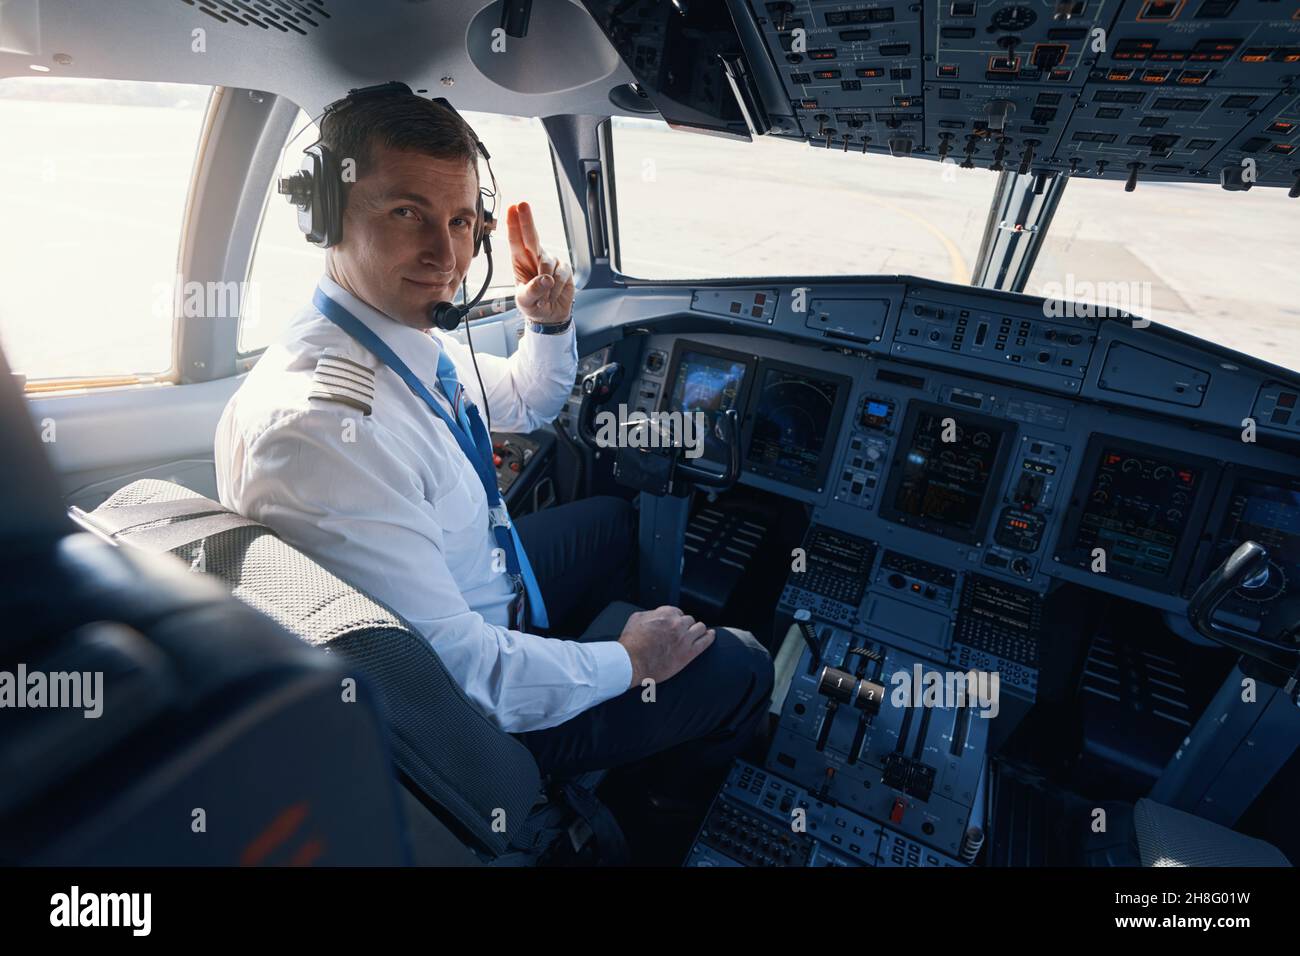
[215,274,633,732]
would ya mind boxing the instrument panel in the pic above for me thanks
[613,277,1300,643]
[606,277,1298,866]
[879,402,1016,544]
[583,0,1300,189]
[1055,436,1219,592]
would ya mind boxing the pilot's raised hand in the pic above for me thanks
[507,201,574,326]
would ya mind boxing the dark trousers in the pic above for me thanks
[513,496,774,780]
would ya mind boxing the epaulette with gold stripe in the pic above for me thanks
[309,349,375,415]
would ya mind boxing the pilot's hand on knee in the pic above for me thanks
[618,605,715,689]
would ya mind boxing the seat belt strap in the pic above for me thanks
[83,499,268,553]
[84,498,231,536]
[560,780,629,864]
[120,512,267,553]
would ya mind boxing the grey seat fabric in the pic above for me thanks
[89,479,544,860]
[1133,798,1291,867]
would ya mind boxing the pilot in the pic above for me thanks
[214,85,773,786]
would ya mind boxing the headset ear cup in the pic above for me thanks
[316,143,343,248]
[473,194,484,257]
[296,143,343,248]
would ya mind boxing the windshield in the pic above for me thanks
[611,117,994,285]
[1026,177,1300,373]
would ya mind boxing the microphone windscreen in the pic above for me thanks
[427,301,463,332]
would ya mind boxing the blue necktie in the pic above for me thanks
[310,285,548,631]
[434,349,550,631]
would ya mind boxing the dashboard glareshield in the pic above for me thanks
[1055,436,1221,594]
[742,359,852,492]
[878,401,1016,545]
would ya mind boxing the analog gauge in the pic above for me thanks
[1153,465,1174,481]
[991,5,1037,32]
[1122,458,1143,474]
[1091,490,1109,504]
[1166,509,1183,523]
[973,431,992,448]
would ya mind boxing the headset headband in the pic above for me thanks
[284,80,498,252]
[322,81,493,164]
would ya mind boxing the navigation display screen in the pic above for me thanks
[1210,473,1300,612]
[880,403,1014,543]
[1073,447,1202,579]
[745,365,847,489]
[1051,435,1229,594]
[663,345,752,463]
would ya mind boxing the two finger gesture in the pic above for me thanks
[506,201,574,326]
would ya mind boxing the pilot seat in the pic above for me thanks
[81,477,631,865]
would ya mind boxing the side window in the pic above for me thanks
[0,77,212,384]
[239,108,568,354]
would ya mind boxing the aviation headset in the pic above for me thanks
[278,80,498,331]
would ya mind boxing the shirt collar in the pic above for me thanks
[315,272,446,387]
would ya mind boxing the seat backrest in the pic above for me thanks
[87,479,545,860]
[0,344,406,864]
[1,532,409,865]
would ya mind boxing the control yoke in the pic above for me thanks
[1187,540,1300,696]
[577,362,741,496]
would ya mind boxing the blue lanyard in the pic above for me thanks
[312,286,548,629]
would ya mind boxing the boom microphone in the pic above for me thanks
[428,224,495,332]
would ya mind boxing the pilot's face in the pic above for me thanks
[328,143,479,330]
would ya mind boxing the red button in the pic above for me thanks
[493,455,503,467]
[890,797,906,824]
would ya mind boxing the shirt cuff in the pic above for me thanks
[586,639,634,705]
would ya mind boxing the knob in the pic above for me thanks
[985,99,1015,132]
[1125,162,1143,192]
[888,135,913,157]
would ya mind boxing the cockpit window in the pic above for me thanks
[609,116,997,286]
[1026,176,1300,373]
[240,109,569,354]
[0,77,211,382]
